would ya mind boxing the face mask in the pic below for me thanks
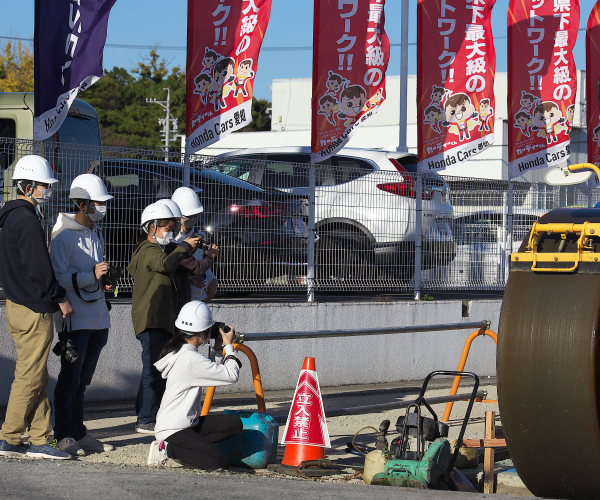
[181,215,199,229]
[88,205,107,222]
[155,231,174,246]
[33,187,52,205]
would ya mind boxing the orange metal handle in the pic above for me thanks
[441,329,498,422]
[201,343,266,416]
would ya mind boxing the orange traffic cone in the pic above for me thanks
[281,357,331,466]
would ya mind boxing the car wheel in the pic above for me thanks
[315,233,373,287]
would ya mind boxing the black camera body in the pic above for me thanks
[52,339,79,364]
[103,266,123,287]
[210,321,244,344]
[188,232,212,253]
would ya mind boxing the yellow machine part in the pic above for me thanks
[498,208,600,499]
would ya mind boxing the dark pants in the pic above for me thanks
[53,328,109,442]
[136,329,171,424]
[165,414,243,470]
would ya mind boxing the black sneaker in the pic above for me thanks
[135,422,155,435]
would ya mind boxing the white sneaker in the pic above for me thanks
[57,437,86,457]
[147,440,168,467]
[78,434,114,453]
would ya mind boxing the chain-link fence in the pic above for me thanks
[0,137,597,296]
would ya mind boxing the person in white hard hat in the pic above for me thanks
[127,202,202,434]
[148,301,242,469]
[157,198,217,311]
[171,187,219,302]
[49,174,115,457]
[0,155,73,460]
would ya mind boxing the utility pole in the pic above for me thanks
[146,88,177,161]
[398,0,409,153]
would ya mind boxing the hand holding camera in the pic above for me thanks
[187,232,219,258]
[94,262,123,289]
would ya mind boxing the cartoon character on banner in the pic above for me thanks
[531,101,566,145]
[478,98,494,132]
[203,48,221,73]
[430,86,448,107]
[364,88,384,111]
[232,59,255,98]
[566,104,574,135]
[593,124,600,147]
[193,73,212,105]
[441,93,479,142]
[210,57,235,112]
[423,105,444,134]
[325,71,349,101]
[337,85,367,127]
[318,95,338,126]
[514,111,532,138]
[519,91,538,113]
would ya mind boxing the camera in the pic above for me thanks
[188,232,213,253]
[210,321,244,344]
[52,339,79,364]
[103,266,123,287]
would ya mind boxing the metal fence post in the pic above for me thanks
[307,162,316,302]
[184,153,191,188]
[414,173,423,300]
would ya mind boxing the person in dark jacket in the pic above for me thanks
[127,202,200,434]
[0,155,74,460]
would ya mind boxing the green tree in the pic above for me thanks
[0,41,34,92]
[79,49,186,149]
[241,98,272,132]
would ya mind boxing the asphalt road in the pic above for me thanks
[0,459,528,500]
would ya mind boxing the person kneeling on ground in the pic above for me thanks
[148,301,242,469]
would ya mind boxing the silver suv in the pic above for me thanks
[213,146,455,280]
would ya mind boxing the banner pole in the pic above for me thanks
[398,0,409,152]
[506,179,514,282]
[184,154,191,188]
[414,173,423,300]
[307,161,316,302]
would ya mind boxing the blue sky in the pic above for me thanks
[2,0,596,101]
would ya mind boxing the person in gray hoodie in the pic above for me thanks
[148,301,242,470]
[50,174,116,457]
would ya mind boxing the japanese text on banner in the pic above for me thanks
[311,0,390,162]
[417,0,497,172]
[507,0,579,178]
[186,0,272,153]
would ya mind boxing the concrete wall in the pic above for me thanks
[0,299,501,406]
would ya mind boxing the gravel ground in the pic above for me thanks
[0,378,502,489]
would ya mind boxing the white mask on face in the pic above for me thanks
[155,231,174,246]
[88,204,107,222]
[33,187,53,205]
[181,214,199,229]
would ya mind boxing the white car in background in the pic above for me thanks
[208,147,455,280]
[422,209,547,287]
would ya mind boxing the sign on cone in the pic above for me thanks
[281,357,330,466]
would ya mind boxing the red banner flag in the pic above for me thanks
[507,0,580,178]
[281,368,330,448]
[186,0,272,154]
[417,0,496,172]
[311,0,390,162]
[587,1,600,187]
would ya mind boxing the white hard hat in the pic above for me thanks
[13,155,59,185]
[175,300,215,333]
[156,199,183,218]
[69,174,113,202]
[140,202,176,231]
[172,187,204,216]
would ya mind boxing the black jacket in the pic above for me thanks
[0,200,66,313]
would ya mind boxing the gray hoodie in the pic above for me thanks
[154,343,240,442]
[50,213,110,332]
